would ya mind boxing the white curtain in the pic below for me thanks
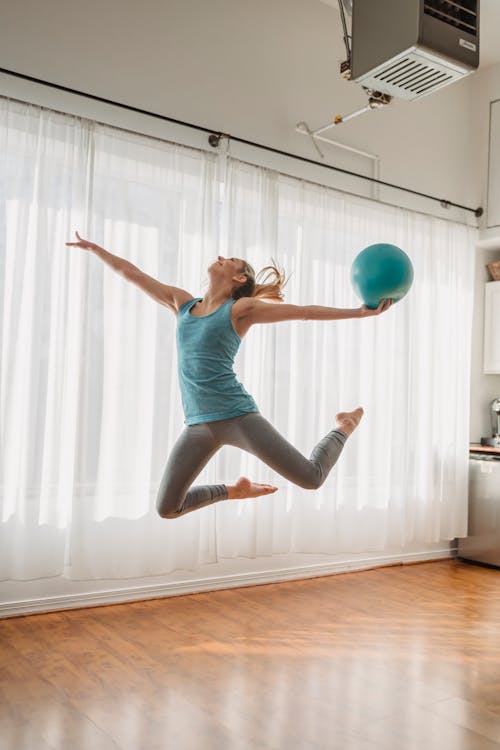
[0,98,476,581]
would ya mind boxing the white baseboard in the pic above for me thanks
[0,546,456,619]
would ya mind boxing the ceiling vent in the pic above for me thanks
[350,0,479,101]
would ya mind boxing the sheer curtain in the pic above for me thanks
[0,98,476,581]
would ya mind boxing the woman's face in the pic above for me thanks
[209,256,246,282]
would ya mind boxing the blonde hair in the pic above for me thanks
[232,258,288,302]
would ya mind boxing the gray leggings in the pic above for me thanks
[156,412,347,518]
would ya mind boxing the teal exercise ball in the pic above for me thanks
[351,243,414,309]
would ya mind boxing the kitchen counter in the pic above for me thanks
[470,444,500,455]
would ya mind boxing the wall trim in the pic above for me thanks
[0,547,456,619]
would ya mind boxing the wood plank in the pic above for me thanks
[357,703,500,750]
[1,560,500,749]
[428,698,500,742]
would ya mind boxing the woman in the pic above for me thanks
[66,231,392,518]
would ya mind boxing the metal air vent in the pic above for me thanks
[357,49,465,100]
[350,0,479,101]
[377,55,454,96]
[424,0,478,36]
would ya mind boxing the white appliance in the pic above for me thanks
[458,452,500,568]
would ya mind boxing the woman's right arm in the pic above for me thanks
[66,231,193,314]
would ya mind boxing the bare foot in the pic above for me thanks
[227,476,278,500]
[335,407,364,437]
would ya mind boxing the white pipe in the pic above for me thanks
[313,133,379,160]
[312,105,372,135]
[295,123,379,161]
[295,121,325,160]
[296,121,381,200]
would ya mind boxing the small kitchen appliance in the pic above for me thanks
[481,397,500,448]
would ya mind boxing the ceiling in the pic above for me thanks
[319,0,500,69]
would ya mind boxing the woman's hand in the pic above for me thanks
[358,299,393,317]
[65,231,96,251]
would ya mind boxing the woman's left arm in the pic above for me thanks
[241,298,392,325]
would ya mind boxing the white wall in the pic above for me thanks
[467,62,500,440]
[471,64,500,239]
[470,247,500,441]
[0,0,483,224]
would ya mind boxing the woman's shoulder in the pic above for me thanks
[232,297,277,314]
[178,297,200,314]
[231,296,255,317]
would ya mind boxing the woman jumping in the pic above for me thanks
[66,231,392,518]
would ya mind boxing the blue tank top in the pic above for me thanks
[176,297,259,425]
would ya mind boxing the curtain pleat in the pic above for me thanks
[0,98,476,581]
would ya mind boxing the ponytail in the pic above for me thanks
[232,258,288,303]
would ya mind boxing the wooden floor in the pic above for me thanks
[2,559,500,750]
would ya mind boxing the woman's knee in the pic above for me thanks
[156,503,178,519]
[157,506,179,519]
[156,491,182,519]
[299,466,324,490]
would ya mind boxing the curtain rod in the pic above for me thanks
[0,66,483,218]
